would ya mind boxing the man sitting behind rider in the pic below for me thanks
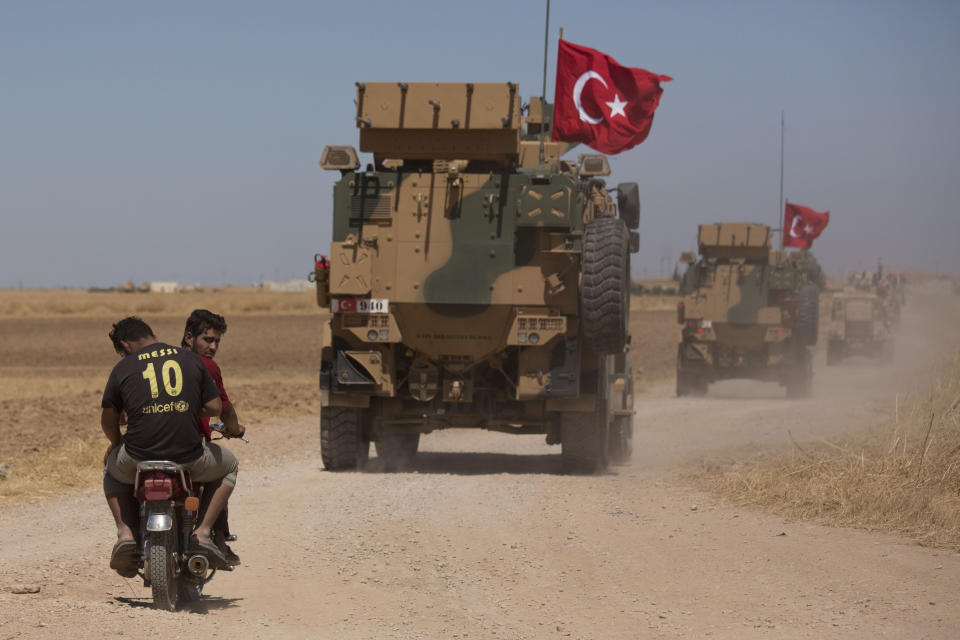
[181,309,243,441]
[181,309,245,564]
[101,316,242,575]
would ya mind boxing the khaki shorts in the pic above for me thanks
[103,441,238,496]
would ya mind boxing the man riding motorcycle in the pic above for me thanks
[101,316,243,576]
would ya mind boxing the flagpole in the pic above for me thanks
[779,111,785,249]
[539,0,551,167]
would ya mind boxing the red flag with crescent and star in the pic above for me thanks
[783,202,830,249]
[551,39,671,154]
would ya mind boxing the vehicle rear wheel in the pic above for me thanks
[826,339,842,366]
[581,217,630,354]
[607,415,633,465]
[793,282,820,347]
[321,406,370,470]
[561,410,609,474]
[375,432,420,471]
[785,346,813,398]
[676,344,708,397]
[147,529,178,612]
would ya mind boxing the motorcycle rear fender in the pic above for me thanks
[145,504,175,532]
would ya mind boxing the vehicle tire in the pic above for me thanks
[321,407,370,471]
[826,339,842,366]
[582,217,630,354]
[607,415,633,465]
[676,344,708,397]
[563,356,611,474]
[692,377,709,396]
[375,432,420,471]
[785,347,813,399]
[561,410,609,474]
[793,282,819,347]
[676,371,706,396]
[147,529,178,612]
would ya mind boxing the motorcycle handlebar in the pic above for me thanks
[210,421,249,443]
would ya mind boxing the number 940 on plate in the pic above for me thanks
[332,298,389,313]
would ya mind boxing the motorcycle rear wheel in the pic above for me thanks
[147,529,179,611]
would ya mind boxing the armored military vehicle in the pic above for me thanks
[826,284,893,365]
[675,223,818,398]
[312,82,639,473]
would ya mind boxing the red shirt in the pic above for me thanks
[199,356,231,441]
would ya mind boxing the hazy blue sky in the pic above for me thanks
[2,0,958,287]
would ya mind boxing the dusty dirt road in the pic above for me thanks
[2,294,959,639]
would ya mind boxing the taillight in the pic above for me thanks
[143,477,174,501]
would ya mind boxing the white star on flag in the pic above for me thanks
[605,94,628,118]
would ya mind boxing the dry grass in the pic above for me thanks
[696,348,960,550]
[0,373,320,504]
[0,287,319,318]
[0,435,104,505]
[631,294,681,312]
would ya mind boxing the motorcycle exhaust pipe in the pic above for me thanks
[187,554,210,577]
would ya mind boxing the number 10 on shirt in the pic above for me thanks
[141,360,184,399]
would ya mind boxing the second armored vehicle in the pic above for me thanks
[676,223,819,397]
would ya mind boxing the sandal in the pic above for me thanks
[189,535,227,567]
[109,539,139,578]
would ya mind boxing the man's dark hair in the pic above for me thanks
[181,309,227,347]
[109,316,155,355]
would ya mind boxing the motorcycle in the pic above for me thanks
[132,423,247,610]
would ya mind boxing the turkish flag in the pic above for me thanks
[784,203,830,249]
[334,298,357,313]
[552,40,671,154]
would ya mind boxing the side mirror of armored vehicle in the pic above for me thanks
[616,182,641,230]
[679,251,696,264]
[319,146,360,171]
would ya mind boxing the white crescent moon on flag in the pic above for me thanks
[790,215,805,238]
[573,71,607,125]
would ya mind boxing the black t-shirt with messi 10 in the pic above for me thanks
[101,342,219,463]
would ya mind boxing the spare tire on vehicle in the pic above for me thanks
[582,217,630,354]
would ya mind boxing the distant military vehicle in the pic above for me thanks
[312,82,639,473]
[826,280,894,365]
[877,272,906,329]
[675,223,819,398]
